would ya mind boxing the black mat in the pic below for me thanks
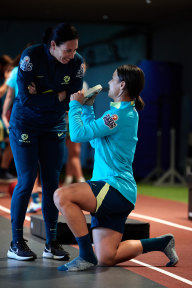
[30,214,150,244]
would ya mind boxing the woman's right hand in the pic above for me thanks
[70,90,84,104]
[28,82,37,94]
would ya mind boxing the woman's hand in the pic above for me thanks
[70,90,84,104]
[58,90,67,102]
[28,82,37,94]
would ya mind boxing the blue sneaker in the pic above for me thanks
[43,240,70,260]
[27,201,41,213]
[7,239,37,261]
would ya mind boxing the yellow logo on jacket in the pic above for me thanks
[61,76,70,85]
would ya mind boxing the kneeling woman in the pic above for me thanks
[54,64,179,271]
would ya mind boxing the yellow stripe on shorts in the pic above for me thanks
[0,120,4,142]
[96,183,110,212]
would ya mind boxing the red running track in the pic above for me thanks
[0,185,192,287]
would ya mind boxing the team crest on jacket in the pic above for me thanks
[76,63,84,78]
[103,114,118,129]
[20,56,33,71]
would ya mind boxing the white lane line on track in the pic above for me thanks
[130,259,192,286]
[1,205,192,231]
[0,205,30,222]
[131,212,192,232]
[1,204,192,285]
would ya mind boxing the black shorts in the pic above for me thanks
[87,180,134,234]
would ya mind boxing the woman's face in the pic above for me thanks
[108,69,121,100]
[50,39,78,64]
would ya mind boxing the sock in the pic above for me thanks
[163,234,179,266]
[77,177,85,183]
[31,192,40,203]
[44,220,57,244]
[58,234,97,272]
[76,234,97,264]
[141,234,174,253]
[64,175,73,185]
[58,256,96,272]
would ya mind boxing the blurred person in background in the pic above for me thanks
[2,43,42,212]
[0,54,16,182]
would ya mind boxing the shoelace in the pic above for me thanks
[51,241,63,250]
[16,239,32,251]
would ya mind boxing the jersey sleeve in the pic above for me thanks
[68,100,120,143]
[80,104,96,147]
[17,47,60,108]
[81,105,95,125]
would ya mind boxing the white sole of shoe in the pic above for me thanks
[7,250,34,261]
[42,252,67,260]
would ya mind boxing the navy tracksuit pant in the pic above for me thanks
[9,127,65,243]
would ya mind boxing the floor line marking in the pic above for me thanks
[0,205,30,221]
[130,259,192,286]
[1,205,192,232]
[131,212,192,231]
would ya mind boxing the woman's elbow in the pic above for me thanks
[70,134,79,142]
[70,133,89,143]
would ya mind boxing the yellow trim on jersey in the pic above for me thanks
[111,101,135,108]
[42,89,54,94]
[96,183,110,212]
[111,102,121,109]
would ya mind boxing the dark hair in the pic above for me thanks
[117,64,145,110]
[0,54,12,67]
[0,54,13,78]
[43,23,79,46]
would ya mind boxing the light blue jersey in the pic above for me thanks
[69,100,139,206]
[6,67,18,97]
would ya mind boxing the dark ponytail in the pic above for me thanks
[135,95,145,111]
[117,64,145,111]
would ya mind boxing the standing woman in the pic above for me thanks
[7,23,84,261]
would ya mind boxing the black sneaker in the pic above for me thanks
[0,168,17,183]
[43,240,70,260]
[7,239,37,261]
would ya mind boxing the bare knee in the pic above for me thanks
[53,187,69,209]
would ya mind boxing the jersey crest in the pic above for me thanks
[20,56,33,71]
[76,63,84,79]
[103,114,118,129]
